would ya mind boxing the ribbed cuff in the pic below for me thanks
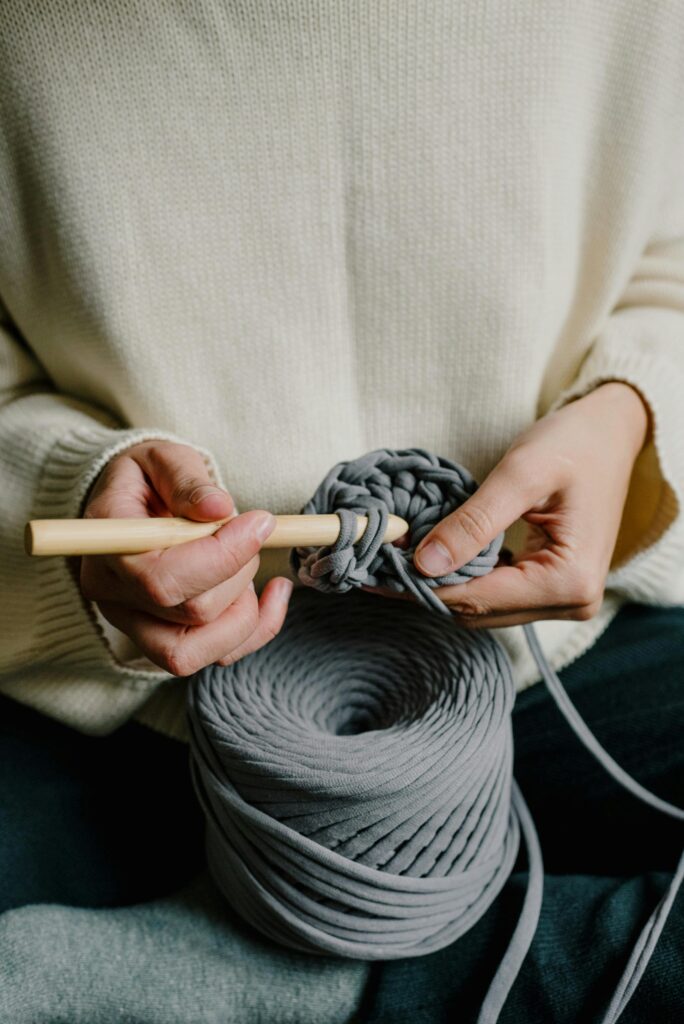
[30,422,227,520]
[547,328,684,604]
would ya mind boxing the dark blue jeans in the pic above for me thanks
[0,694,205,912]
[1,603,682,1022]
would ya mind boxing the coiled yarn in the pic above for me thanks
[187,448,683,1024]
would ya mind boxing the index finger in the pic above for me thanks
[105,509,276,608]
[433,558,572,622]
[356,555,592,626]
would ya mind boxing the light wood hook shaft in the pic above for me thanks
[24,513,410,557]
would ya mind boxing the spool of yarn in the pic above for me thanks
[187,448,683,1024]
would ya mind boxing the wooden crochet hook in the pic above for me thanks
[24,513,410,557]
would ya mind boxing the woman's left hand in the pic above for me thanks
[365,381,650,628]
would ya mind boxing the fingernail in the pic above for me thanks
[255,512,276,543]
[276,578,293,602]
[415,540,453,576]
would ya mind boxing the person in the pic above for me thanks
[0,3,682,1022]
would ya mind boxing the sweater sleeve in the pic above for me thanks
[0,302,227,733]
[547,233,684,606]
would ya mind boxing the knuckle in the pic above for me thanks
[144,442,195,480]
[144,441,177,465]
[213,535,246,580]
[214,528,255,577]
[446,595,489,620]
[170,475,202,506]
[218,650,242,668]
[455,503,495,548]
[137,565,185,608]
[160,642,200,678]
[566,565,603,607]
[178,593,217,626]
[500,445,530,483]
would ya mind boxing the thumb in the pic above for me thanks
[133,442,234,522]
[413,453,534,577]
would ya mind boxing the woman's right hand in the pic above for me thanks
[79,441,293,675]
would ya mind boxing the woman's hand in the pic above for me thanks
[79,441,293,675]
[369,382,650,628]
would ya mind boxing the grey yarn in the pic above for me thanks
[291,449,503,613]
[187,447,683,1024]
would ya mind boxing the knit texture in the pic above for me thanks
[1,2,683,736]
[0,875,368,1024]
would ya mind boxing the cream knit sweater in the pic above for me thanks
[1,2,683,741]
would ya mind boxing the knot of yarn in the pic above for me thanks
[289,448,504,612]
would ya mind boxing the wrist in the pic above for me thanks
[585,380,651,459]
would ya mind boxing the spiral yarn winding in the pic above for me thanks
[187,448,683,1024]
